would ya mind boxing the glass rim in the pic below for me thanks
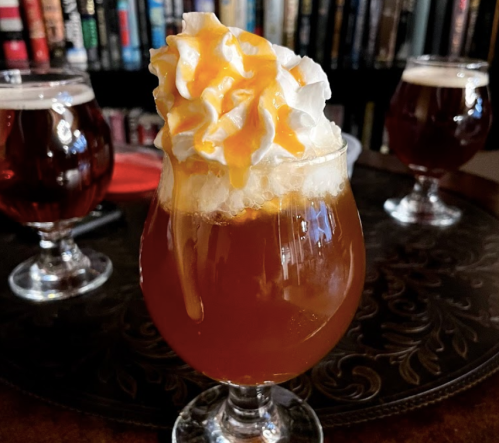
[0,67,89,89]
[164,139,348,170]
[267,138,348,168]
[408,55,489,70]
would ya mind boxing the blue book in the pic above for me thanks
[246,0,255,32]
[117,0,141,69]
[148,0,166,48]
[194,0,214,12]
[411,0,431,56]
[351,0,369,68]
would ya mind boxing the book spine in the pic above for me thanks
[430,0,450,54]
[94,0,111,68]
[263,0,283,45]
[246,0,255,32]
[282,0,298,50]
[448,0,470,56]
[361,101,375,149]
[219,0,235,27]
[375,0,402,66]
[314,0,332,65]
[0,0,29,67]
[235,0,246,29]
[342,0,359,67]
[324,104,345,128]
[351,0,368,68]
[297,0,313,55]
[410,0,430,55]
[183,0,193,12]
[136,0,150,60]
[105,0,121,68]
[364,0,383,66]
[40,0,66,62]
[464,0,481,55]
[254,0,263,35]
[21,0,50,63]
[172,0,182,32]
[78,0,100,69]
[164,0,174,34]
[61,0,88,68]
[394,0,415,62]
[330,0,345,68]
[488,0,499,62]
[148,0,165,48]
[117,0,140,69]
[194,0,214,12]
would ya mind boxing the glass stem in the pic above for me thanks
[221,385,282,441]
[31,222,89,281]
[409,175,441,211]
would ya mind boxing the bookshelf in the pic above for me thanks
[1,0,499,151]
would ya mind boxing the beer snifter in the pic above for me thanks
[384,55,492,226]
[0,68,114,301]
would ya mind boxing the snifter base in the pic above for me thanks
[8,249,112,302]
[173,385,323,443]
[384,197,461,227]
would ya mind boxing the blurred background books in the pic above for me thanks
[1,0,498,152]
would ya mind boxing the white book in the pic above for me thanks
[220,0,235,27]
[283,0,299,49]
[263,0,284,44]
[235,0,247,30]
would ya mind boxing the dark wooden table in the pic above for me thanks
[1,152,499,443]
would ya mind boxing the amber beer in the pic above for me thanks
[385,66,492,176]
[141,177,365,385]
[0,83,113,223]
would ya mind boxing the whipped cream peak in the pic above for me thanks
[150,12,341,187]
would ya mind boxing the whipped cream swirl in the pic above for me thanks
[150,12,342,187]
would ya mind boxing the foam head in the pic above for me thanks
[0,83,95,110]
[402,66,489,88]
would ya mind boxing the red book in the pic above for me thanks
[448,0,470,56]
[21,0,50,63]
[0,0,29,66]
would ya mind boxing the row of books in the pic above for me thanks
[325,0,499,69]
[0,0,214,70]
[325,102,385,153]
[102,107,163,146]
[102,102,380,153]
[2,0,499,71]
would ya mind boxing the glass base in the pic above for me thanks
[384,197,461,227]
[8,248,112,302]
[173,385,323,443]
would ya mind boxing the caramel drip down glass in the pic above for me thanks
[140,141,365,442]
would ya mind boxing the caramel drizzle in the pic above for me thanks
[151,16,310,323]
[152,15,307,188]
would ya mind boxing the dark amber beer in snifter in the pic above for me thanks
[0,84,113,223]
[384,56,492,226]
[0,68,114,301]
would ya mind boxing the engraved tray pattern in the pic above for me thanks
[0,166,498,429]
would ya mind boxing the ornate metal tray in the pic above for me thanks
[0,166,498,429]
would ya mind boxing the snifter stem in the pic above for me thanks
[412,174,440,209]
[221,385,281,440]
[36,222,90,280]
[8,221,112,301]
[172,384,323,442]
[384,174,461,227]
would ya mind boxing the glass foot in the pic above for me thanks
[384,197,461,227]
[173,385,323,443]
[8,248,112,302]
